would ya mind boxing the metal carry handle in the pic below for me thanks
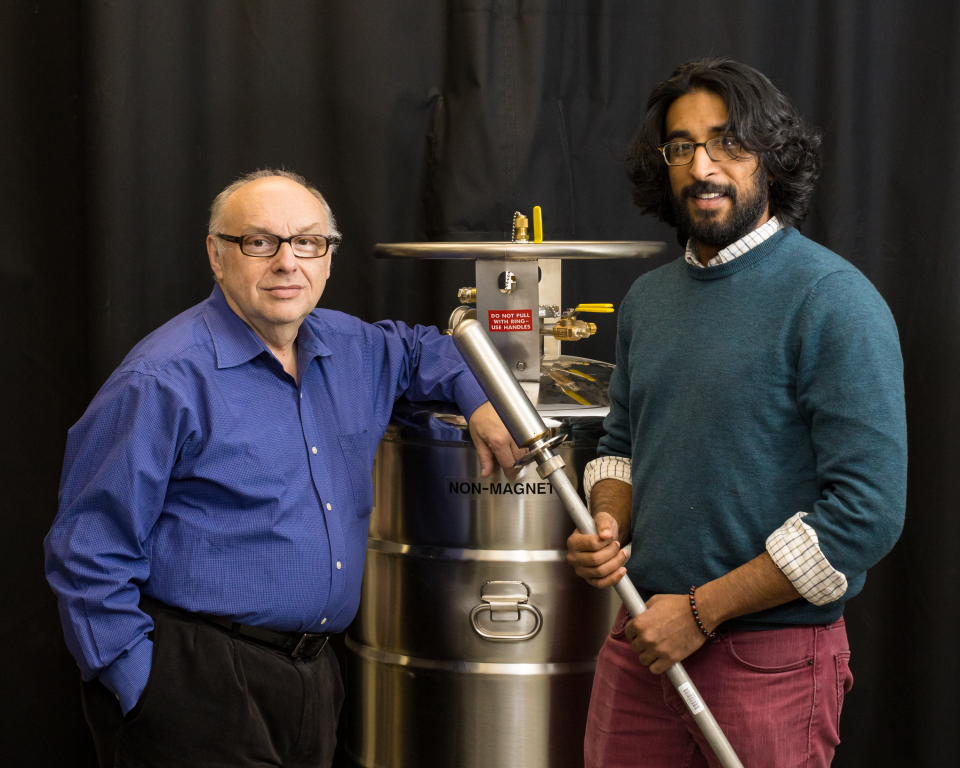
[452,319,745,768]
[470,603,543,642]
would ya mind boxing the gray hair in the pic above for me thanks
[208,168,340,254]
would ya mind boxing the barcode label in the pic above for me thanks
[677,682,705,715]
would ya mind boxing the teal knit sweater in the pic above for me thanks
[599,229,907,629]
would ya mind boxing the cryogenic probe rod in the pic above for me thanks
[452,318,744,768]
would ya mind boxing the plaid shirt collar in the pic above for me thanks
[684,216,782,268]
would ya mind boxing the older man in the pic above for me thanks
[567,59,906,766]
[45,169,521,767]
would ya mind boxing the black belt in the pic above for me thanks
[197,612,330,659]
[143,597,330,659]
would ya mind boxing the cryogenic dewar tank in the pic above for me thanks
[345,214,665,768]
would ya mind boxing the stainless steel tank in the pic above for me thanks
[345,229,665,768]
[346,399,616,768]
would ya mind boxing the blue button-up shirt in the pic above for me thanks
[45,285,486,712]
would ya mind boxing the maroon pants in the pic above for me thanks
[585,605,853,768]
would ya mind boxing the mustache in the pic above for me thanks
[679,181,737,203]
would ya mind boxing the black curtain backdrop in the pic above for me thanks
[2,1,956,766]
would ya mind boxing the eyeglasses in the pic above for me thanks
[658,136,744,166]
[217,232,341,259]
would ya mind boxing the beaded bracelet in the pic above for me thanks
[688,585,717,639]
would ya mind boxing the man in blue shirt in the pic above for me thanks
[45,169,521,767]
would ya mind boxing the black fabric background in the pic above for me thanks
[2,1,956,765]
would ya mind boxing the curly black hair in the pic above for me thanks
[625,57,822,242]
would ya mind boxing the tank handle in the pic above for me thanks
[470,581,543,642]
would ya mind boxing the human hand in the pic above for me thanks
[467,401,526,479]
[565,512,629,588]
[625,593,707,675]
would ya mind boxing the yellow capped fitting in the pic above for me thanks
[513,212,530,242]
[458,287,477,305]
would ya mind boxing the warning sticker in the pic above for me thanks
[488,309,533,332]
[677,682,705,715]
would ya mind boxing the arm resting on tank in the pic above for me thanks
[467,401,526,479]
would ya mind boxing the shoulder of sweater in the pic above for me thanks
[771,233,896,338]
[775,230,863,280]
[774,231,891,306]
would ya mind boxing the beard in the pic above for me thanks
[672,174,769,250]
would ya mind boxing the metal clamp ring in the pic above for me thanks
[469,604,543,642]
[515,433,568,466]
[536,454,566,479]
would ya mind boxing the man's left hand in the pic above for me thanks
[625,593,707,675]
[468,401,526,479]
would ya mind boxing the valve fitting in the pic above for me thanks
[512,213,530,243]
[546,318,597,341]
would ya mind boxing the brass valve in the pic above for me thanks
[512,212,530,242]
[547,318,597,341]
[458,287,477,304]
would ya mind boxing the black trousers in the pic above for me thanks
[81,599,344,768]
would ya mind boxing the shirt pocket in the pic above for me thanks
[338,431,374,519]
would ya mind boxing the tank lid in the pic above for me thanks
[374,241,665,260]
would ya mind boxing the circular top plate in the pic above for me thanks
[374,241,666,260]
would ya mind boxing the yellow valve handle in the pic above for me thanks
[532,206,543,243]
[574,303,615,314]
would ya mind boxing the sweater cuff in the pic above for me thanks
[766,512,849,606]
[98,637,154,716]
[454,375,488,422]
[584,456,632,511]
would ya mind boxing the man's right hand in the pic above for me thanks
[566,511,630,588]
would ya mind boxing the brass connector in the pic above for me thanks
[458,287,477,304]
[513,213,530,242]
[549,318,597,341]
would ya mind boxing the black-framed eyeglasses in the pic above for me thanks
[658,136,745,166]
[217,232,341,259]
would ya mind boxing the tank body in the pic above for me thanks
[345,396,620,768]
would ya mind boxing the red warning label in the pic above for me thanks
[488,309,534,332]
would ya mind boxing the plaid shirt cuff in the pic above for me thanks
[583,456,632,511]
[766,512,848,606]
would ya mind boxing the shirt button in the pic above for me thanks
[312,446,317,455]
[336,561,342,569]
[326,502,332,511]
[321,618,327,625]
[300,393,303,399]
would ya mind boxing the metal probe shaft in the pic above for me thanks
[452,319,744,768]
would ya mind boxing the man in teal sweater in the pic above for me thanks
[567,58,906,767]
